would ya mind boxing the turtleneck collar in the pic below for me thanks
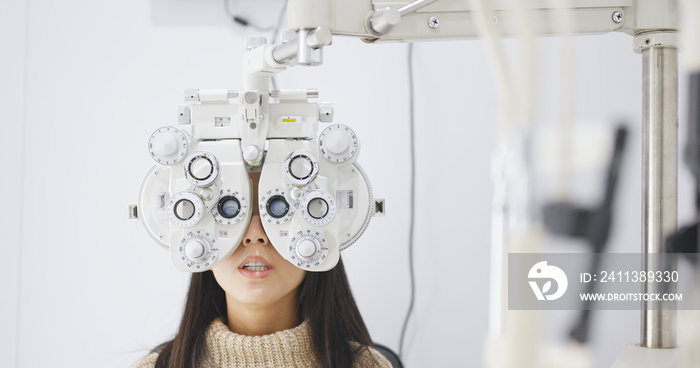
[204,318,320,367]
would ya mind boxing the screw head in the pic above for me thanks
[612,11,623,24]
[428,16,439,29]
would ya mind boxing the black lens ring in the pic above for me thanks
[288,155,314,181]
[266,195,289,218]
[217,195,241,219]
[308,198,329,219]
[188,155,214,181]
[174,199,195,221]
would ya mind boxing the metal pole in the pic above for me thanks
[641,45,678,349]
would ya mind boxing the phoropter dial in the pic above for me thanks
[299,190,336,227]
[319,124,359,163]
[284,150,319,186]
[288,229,329,270]
[184,151,219,187]
[167,192,205,228]
[178,230,218,270]
[148,126,189,165]
[212,189,247,225]
[260,188,296,224]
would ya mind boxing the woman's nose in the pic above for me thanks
[243,215,269,246]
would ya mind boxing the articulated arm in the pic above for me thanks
[286,0,677,59]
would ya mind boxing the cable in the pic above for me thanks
[398,42,416,360]
[223,0,275,32]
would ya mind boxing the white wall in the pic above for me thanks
[1,0,694,367]
[1,1,28,367]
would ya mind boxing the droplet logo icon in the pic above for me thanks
[528,261,568,301]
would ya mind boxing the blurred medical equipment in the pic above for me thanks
[543,126,628,344]
[133,31,386,272]
[676,3,700,366]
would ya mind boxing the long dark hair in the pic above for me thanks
[153,257,375,368]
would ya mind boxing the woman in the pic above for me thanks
[133,172,391,368]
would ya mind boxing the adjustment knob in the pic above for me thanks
[319,124,359,163]
[289,229,329,270]
[243,145,260,161]
[326,131,349,154]
[178,230,219,271]
[297,239,318,259]
[148,126,189,165]
[154,134,177,156]
[185,239,206,261]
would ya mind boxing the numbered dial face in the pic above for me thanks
[299,190,336,227]
[167,192,205,228]
[259,188,296,224]
[184,151,219,187]
[148,126,189,165]
[211,189,247,225]
[179,230,218,270]
[288,230,329,270]
[319,124,358,163]
[284,150,319,186]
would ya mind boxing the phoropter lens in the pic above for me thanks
[174,199,195,220]
[308,198,329,219]
[289,155,314,180]
[188,156,214,180]
[266,195,289,218]
[217,196,241,219]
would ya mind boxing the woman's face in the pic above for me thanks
[212,172,306,307]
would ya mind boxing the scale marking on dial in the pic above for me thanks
[167,192,206,228]
[179,230,218,270]
[289,229,329,269]
[299,190,336,227]
[319,124,359,163]
[259,188,296,224]
[148,126,189,165]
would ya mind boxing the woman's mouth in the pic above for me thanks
[238,257,273,278]
[242,262,269,271]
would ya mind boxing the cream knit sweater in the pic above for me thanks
[132,319,393,368]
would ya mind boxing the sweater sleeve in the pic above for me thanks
[130,352,159,368]
[354,346,394,368]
